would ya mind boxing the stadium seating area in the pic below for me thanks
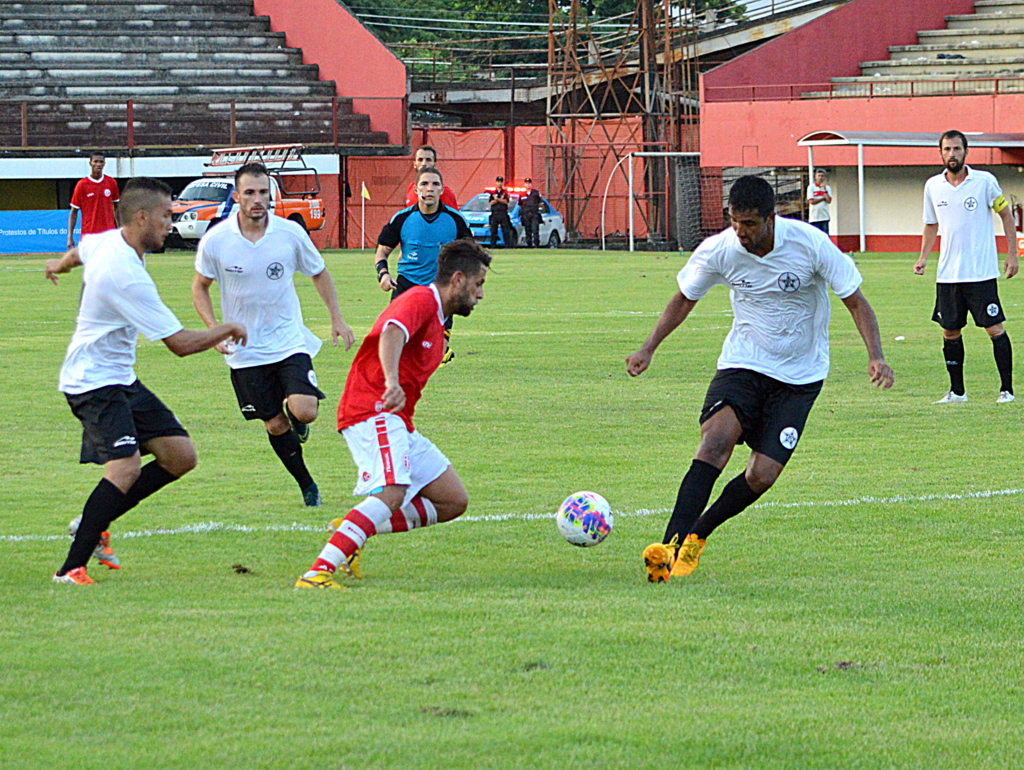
[816,0,1024,97]
[0,0,390,149]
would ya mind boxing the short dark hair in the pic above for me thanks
[416,167,443,185]
[728,175,775,218]
[234,162,270,187]
[119,177,172,221]
[939,129,968,151]
[416,145,437,161]
[435,238,491,286]
[89,152,105,162]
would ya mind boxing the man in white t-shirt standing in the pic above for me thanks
[45,178,247,585]
[807,168,832,234]
[192,163,356,507]
[626,176,894,583]
[914,129,1020,404]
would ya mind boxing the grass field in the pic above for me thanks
[2,246,1024,769]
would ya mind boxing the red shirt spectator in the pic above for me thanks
[68,154,119,248]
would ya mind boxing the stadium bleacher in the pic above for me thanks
[0,0,390,149]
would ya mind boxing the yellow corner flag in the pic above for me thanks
[361,182,371,200]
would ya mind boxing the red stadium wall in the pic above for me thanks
[703,0,977,97]
[248,0,407,146]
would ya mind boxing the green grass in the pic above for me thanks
[3,248,1024,769]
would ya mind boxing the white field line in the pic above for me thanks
[3,487,1022,543]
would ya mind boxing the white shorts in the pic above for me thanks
[342,412,450,505]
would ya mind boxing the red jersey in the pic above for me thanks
[71,175,119,235]
[338,284,446,433]
[406,181,458,210]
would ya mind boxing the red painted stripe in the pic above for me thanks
[374,415,396,486]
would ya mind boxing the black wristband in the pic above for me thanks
[375,259,389,281]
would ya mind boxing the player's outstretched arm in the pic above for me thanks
[375,244,397,292]
[998,207,1019,279]
[311,267,355,350]
[625,291,697,377]
[841,289,894,389]
[914,223,939,275]
[45,247,82,285]
[163,323,247,357]
[191,271,235,355]
[379,323,407,413]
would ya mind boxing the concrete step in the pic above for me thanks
[18,98,357,117]
[0,2,256,17]
[973,0,1024,9]
[0,63,322,80]
[0,80,338,97]
[918,28,1024,46]
[947,11,1024,30]
[0,49,305,65]
[889,42,1024,61]
[861,57,1024,76]
[0,30,287,48]
[1,15,272,32]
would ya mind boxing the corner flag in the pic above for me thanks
[361,182,370,200]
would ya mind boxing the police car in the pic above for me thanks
[459,189,566,248]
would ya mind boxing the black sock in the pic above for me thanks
[991,332,1013,394]
[943,336,965,395]
[268,430,314,490]
[109,461,178,524]
[59,479,126,575]
[691,472,763,540]
[662,459,722,544]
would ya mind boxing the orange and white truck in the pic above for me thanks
[170,144,325,246]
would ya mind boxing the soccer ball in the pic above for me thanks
[555,491,613,547]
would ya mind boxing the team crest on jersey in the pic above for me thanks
[308,370,318,387]
[104,189,111,197]
[362,471,371,482]
[988,303,1000,317]
[266,262,284,280]
[374,400,384,413]
[964,197,978,212]
[778,272,800,293]
[779,427,799,450]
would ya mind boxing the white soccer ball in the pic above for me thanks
[556,491,613,547]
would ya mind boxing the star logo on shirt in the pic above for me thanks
[964,197,978,212]
[778,272,801,293]
[266,262,284,280]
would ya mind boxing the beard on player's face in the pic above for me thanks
[945,156,964,173]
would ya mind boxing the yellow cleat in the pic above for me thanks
[671,533,706,577]
[328,518,362,579]
[643,535,678,583]
[294,571,345,590]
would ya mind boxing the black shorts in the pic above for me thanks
[393,274,453,332]
[932,279,1006,330]
[700,368,823,466]
[65,379,189,465]
[229,353,325,422]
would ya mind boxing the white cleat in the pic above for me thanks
[933,391,968,404]
[997,391,1015,404]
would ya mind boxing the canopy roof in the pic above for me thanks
[798,130,1024,148]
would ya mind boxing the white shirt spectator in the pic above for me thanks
[807,183,832,223]
[195,212,325,369]
[677,216,863,385]
[923,165,1004,284]
[59,229,184,394]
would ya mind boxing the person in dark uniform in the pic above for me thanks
[489,176,513,249]
[519,177,543,248]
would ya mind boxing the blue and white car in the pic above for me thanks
[459,191,567,248]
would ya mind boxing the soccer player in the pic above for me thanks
[296,238,491,589]
[67,152,119,249]
[914,129,1020,404]
[46,177,247,585]
[626,175,894,583]
[404,145,458,209]
[192,162,355,508]
[377,167,472,365]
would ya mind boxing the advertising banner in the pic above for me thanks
[0,211,79,255]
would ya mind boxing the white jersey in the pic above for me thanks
[195,212,326,369]
[59,229,184,395]
[923,166,1003,284]
[807,183,831,223]
[677,216,863,385]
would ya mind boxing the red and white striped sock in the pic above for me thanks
[374,496,439,535]
[307,496,392,575]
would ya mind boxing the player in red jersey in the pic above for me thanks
[404,145,458,209]
[296,238,491,589]
[68,153,120,249]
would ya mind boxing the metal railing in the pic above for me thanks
[705,76,1024,102]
